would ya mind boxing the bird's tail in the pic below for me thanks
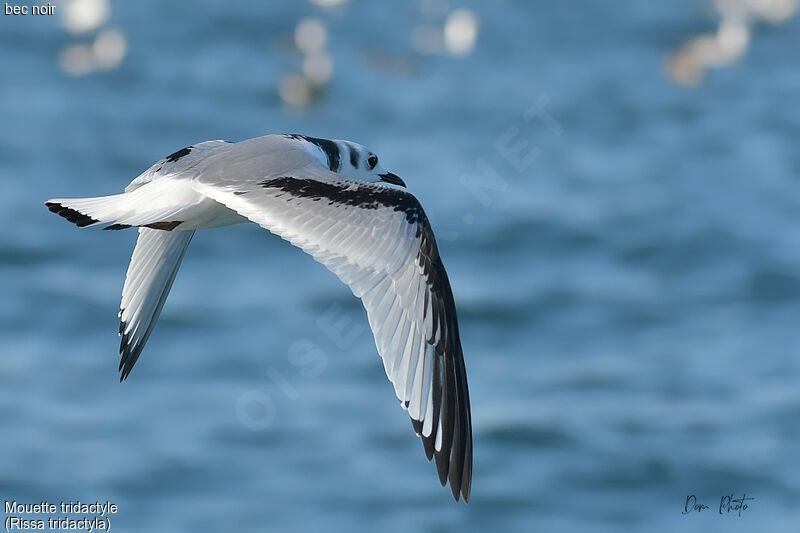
[45,183,192,231]
[45,194,130,229]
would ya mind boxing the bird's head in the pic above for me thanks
[337,141,406,188]
[288,134,406,188]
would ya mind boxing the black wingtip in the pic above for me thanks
[119,361,132,382]
[436,450,450,486]
[45,201,98,228]
[117,322,138,382]
[422,432,435,461]
[105,223,132,231]
[461,447,472,503]
[412,418,437,460]
[412,329,473,503]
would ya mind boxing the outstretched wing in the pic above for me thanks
[193,166,472,501]
[118,228,195,381]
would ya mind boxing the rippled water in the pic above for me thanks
[1,1,799,531]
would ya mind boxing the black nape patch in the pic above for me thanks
[104,223,132,231]
[45,202,98,227]
[165,146,192,163]
[282,134,341,172]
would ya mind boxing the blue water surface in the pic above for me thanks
[1,1,799,531]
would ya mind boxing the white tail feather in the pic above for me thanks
[45,194,129,227]
[46,179,201,229]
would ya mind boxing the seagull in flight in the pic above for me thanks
[45,134,473,502]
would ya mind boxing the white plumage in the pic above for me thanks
[45,133,472,502]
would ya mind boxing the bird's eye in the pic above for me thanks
[367,155,378,169]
